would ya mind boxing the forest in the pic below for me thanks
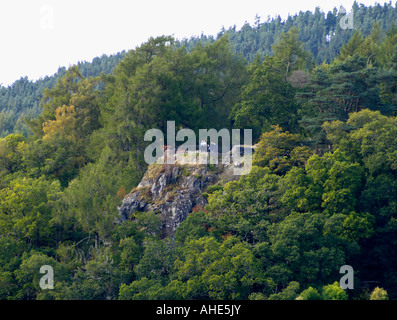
[0,2,397,300]
[0,52,125,138]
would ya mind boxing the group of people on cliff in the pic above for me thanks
[200,140,217,153]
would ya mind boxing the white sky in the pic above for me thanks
[0,0,386,87]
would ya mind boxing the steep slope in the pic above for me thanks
[117,153,251,238]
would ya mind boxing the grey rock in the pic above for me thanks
[117,163,220,238]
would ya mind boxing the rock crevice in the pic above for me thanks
[118,163,219,237]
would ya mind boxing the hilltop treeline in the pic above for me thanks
[0,2,396,300]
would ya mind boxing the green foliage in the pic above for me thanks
[206,184,223,194]
[252,125,311,174]
[0,175,61,247]
[1,4,397,300]
[178,3,397,66]
[264,212,349,287]
[13,251,66,300]
[0,53,124,138]
[173,236,263,300]
[58,147,120,248]
[296,287,322,300]
[175,211,209,244]
[298,54,396,151]
[205,166,281,243]
[53,246,124,300]
[134,238,176,283]
[295,281,348,300]
[321,282,349,300]
[337,31,365,62]
[268,281,300,300]
[0,134,26,181]
[231,56,299,141]
[369,287,389,300]
[119,277,166,300]
[272,27,312,76]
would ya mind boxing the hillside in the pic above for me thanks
[0,52,125,137]
[2,2,397,138]
[0,2,396,301]
[180,1,397,63]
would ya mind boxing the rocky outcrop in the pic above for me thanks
[117,163,221,237]
[117,146,255,238]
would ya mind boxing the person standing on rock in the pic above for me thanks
[200,140,207,153]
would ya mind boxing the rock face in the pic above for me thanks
[118,163,220,238]
[117,146,255,238]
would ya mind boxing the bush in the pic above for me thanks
[321,282,348,300]
[296,287,322,300]
[206,185,223,194]
[370,287,389,300]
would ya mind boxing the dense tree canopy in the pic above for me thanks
[0,2,397,301]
